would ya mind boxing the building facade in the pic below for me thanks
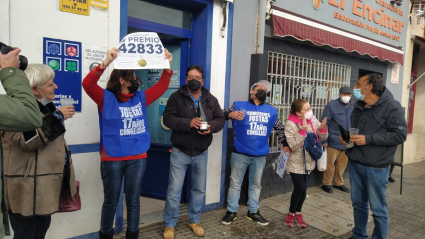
[228,0,410,202]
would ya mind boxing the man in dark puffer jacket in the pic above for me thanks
[162,65,225,239]
[342,73,407,239]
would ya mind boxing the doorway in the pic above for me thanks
[120,0,214,228]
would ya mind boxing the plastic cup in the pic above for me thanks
[349,128,359,137]
[60,98,74,107]
[239,108,247,119]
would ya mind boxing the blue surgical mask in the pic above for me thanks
[353,85,369,101]
[353,89,364,101]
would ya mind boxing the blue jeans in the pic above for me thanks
[100,159,147,233]
[226,152,266,213]
[163,147,208,227]
[349,160,390,239]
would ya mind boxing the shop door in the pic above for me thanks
[135,37,190,202]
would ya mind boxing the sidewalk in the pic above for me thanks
[116,161,425,238]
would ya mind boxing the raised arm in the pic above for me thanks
[0,67,42,132]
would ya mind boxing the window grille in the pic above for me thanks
[267,52,351,153]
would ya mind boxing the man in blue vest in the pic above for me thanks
[221,80,290,226]
[321,86,354,194]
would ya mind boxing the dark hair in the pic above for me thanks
[364,73,385,97]
[106,69,135,102]
[186,65,204,79]
[290,99,308,115]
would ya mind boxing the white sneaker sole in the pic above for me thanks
[221,216,237,225]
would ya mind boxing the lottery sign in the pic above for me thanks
[114,32,170,70]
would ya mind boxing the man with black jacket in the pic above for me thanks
[162,65,225,239]
[341,73,407,239]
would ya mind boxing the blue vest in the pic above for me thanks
[99,90,150,157]
[233,101,278,156]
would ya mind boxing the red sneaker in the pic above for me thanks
[284,213,295,227]
[295,213,306,228]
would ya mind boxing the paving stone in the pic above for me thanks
[114,161,425,238]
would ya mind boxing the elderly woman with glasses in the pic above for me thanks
[1,64,77,239]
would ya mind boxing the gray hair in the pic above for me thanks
[25,64,55,87]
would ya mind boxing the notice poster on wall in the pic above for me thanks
[114,32,170,70]
[159,98,168,114]
[83,45,108,82]
[391,63,400,84]
[301,85,312,98]
[148,69,162,87]
[43,37,82,111]
[330,88,339,100]
[316,86,328,99]
[170,71,180,88]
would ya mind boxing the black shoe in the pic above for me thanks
[126,229,139,239]
[246,210,269,226]
[322,185,333,194]
[388,176,395,183]
[221,211,237,225]
[333,185,351,193]
[348,236,356,239]
[99,230,113,239]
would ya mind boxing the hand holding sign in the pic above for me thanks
[114,32,170,70]
[102,48,119,68]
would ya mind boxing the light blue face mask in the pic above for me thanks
[353,85,369,101]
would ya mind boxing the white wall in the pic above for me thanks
[1,0,121,238]
[205,0,229,205]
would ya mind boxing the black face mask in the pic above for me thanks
[255,89,267,102]
[127,79,140,94]
[187,79,201,91]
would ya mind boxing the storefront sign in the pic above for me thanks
[314,0,405,42]
[115,32,170,70]
[391,63,400,84]
[83,45,108,82]
[91,0,108,9]
[43,37,82,111]
[59,0,90,16]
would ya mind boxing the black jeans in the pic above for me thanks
[289,173,310,214]
[8,211,51,239]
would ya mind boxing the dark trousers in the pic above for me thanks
[8,211,51,239]
[289,173,310,214]
[100,158,147,233]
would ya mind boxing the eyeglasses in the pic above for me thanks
[187,76,203,81]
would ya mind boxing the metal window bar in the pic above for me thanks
[267,52,351,153]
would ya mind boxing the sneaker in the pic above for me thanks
[163,227,174,239]
[322,185,333,194]
[188,223,204,237]
[221,211,237,225]
[284,213,295,227]
[333,185,350,193]
[388,176,395,183]
[246,210,269,226]
[295,213,306,228]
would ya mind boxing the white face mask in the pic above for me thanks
[340,96,351,104]
[37,87,53,106]
[304,110,314,120]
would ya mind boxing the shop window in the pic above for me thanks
[267,52,351,153]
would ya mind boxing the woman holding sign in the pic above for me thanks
[82,48,172,239]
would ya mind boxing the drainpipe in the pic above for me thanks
[257,0,266,54]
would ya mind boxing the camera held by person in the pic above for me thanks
[0,42,28,71]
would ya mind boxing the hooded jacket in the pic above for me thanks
[346,88,407,167]
[163,85,225,156]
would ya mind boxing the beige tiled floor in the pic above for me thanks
[123,197,165,219]
[268,190,373,237]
